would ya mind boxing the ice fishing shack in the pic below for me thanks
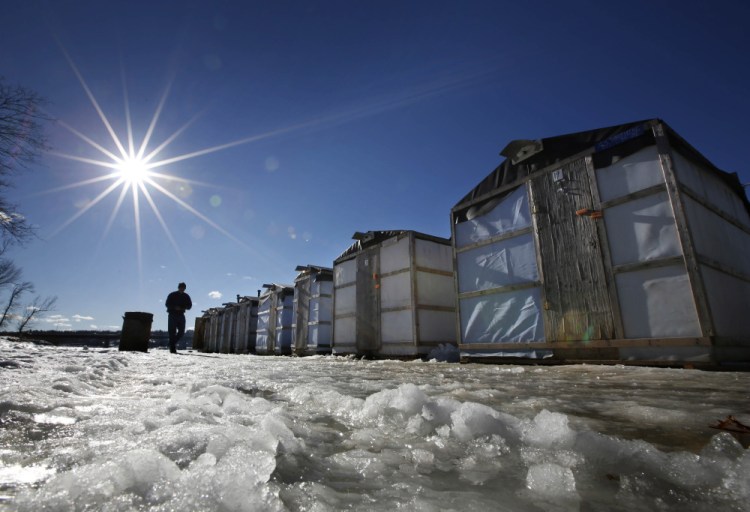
[451,119,750,366]
[255,283,295,355]
[234,295,259,354]
[332,230,457,358]
[218,301,239,353]
[293,265,333,356]
[203,307,222,353]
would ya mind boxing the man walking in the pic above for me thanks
[165,282,192,353]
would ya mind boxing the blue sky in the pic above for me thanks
[2,0,749,331]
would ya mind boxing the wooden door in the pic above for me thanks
[356,248,381,353]
[295,278,310,353]
[530,158,615,342]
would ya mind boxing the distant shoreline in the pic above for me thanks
[0,331,193,349]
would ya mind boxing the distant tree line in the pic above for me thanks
[0,77,57,332]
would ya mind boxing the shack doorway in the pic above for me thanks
[530,158,616,343]
[356,248,381,354]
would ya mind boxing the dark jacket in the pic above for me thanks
[166,291,192,315]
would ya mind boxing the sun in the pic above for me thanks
[45,50,257,271]
[115,156,150,185]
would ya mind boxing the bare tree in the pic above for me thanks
[0,281,33,329]
[0,77,49,245]
[0,78,56,334]
[16,295,57,334]
[0,243,22,287]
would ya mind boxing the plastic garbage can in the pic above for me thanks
[119,312,153,352]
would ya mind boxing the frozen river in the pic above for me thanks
[0,338,748,511]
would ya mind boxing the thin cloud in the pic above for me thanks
[208,291,222,299]
[73,315,95,322]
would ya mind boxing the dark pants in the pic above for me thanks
[168,313,186,352]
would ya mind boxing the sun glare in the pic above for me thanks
[45,47,259,279]
[116,156,150,185]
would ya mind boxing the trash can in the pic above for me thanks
[119,312,153,352]
[193,316,206,351]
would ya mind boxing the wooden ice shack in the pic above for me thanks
[255,283,295,355]
[332,230,457,358]
[293,265,334,356]
[452,119,750,366]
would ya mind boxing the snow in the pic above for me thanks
[0,338,748,511]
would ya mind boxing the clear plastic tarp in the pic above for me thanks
[595,145,664,202]
[457,233,538,294]
[603,191,682,266]
[455,186,531,248]
[615,266,701,339]
[460,287,544,343]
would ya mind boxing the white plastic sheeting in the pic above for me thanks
[274,294,294,354]
[673,151,750,226]
[415,238,453,271]
[596,146,702,340]
[381,310,413,343]
[333,317,355,346]
[685,196,750,276]
[603,192,682,266]
[380,236,410,274]
[457,233,538,294]
[595,145,664,202]
[702,264,750,338]
[456,184,544,349]
[255,298,272,354]
[615,266,701,339]
[304,280,333,352]
[308,284,333,324]
[418,309,457,342]
[334,285,356,316]
[460,288,544,343]
[416,272,455,308]
[380,272,411,310]
[455,186,531,248]
[334,259,356,287]
[333,232,456,356]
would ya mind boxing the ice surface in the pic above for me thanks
[0,338,748,511]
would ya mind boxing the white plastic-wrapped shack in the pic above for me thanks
[193,312,208,351]
[255,284,295,355]
[293,265,333,356]
[452,119,750,366]
[218,302,239,353]
[233,296,259,354]
[205,308,222,353]
[333,230,457,358]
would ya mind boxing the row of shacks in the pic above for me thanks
[194,119,750,366]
